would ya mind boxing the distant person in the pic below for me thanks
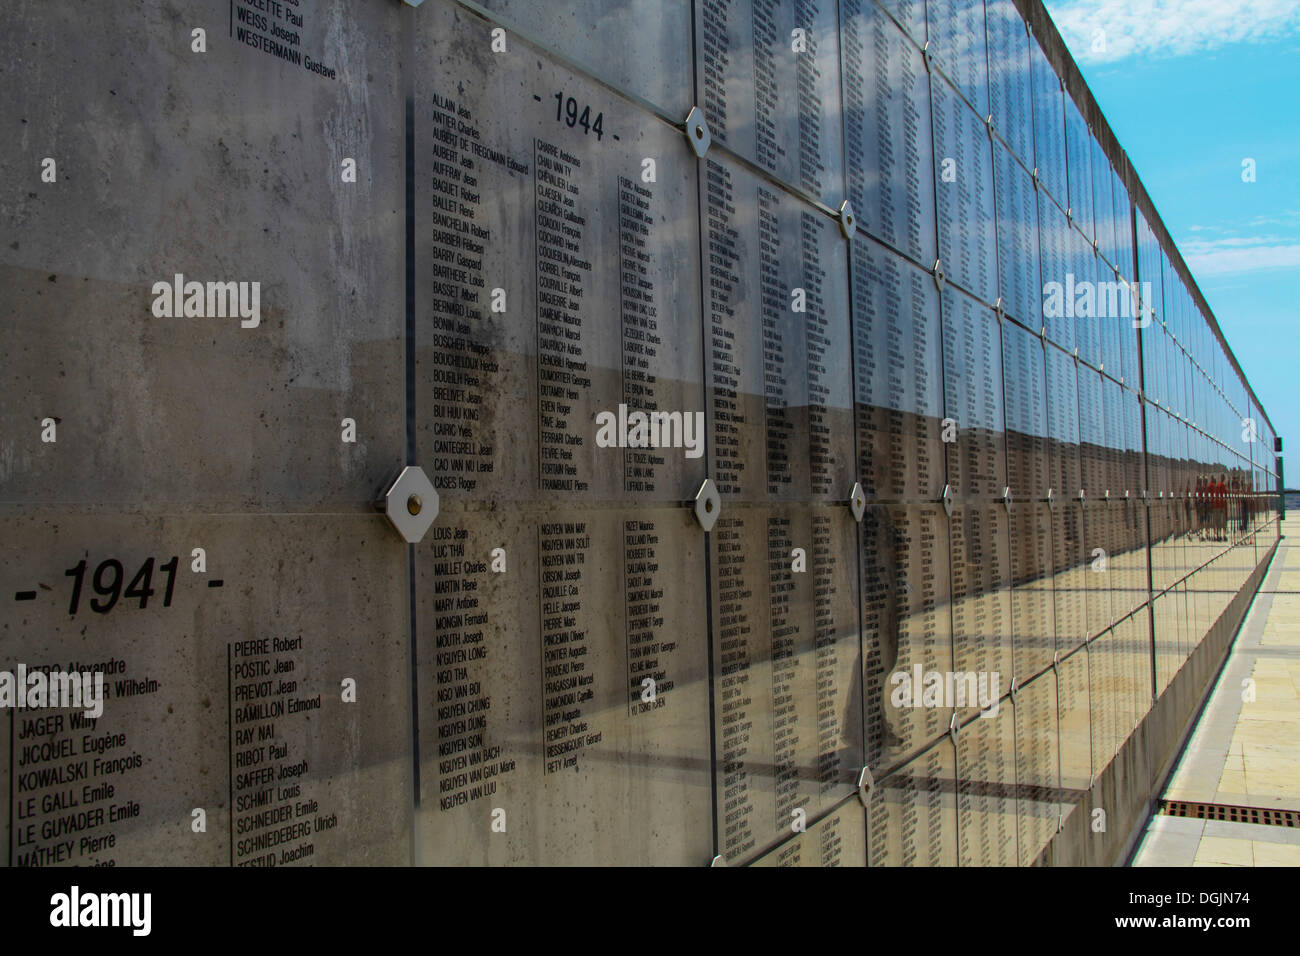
[1195,476,1207,540]
[1212,476,1227,541]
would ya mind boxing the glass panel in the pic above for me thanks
[415,18,706,504]
[955,700,1018,867]
[1088,629,1121,773]
[1002,323,1049,501]
[867,736,959,866]
[1073,229,1102,371]
[710,502,860,865]
[1029,39,1067,210]
[694,0,846,205]
[879,0,927,47]
[1078,367,1106,497]
[417,505,713,865]
[985,0,1033,169]
[411,4,713,865]
[1057,647,1092,816]
[1124,391,1145,496]
[941,289,1007,498]
[1116,615,1141,740]
[704,153,854,505]
[1052,500,1087,654]
[1039,194,1074,353]
[1064,99,1094,241]
[851,235,945,501]
[480,0,693,117]
[1132,608,1154,722]
[1083,506,1113,638]
[994,139,1041,331]
[1153,588,1176,695]
[933,74,998,305]
[1117,495,1147,617]
[1090,137,1115,269]
[1045,344,1081,497]
[1119,295,1141,389]
[861,503,954,772]
[842,0,937,268]
[1103,379,1125,495]
[949,503,1013,724]
[1010,501,1055,684]
[1014,669,1059,866]
[752,801,867,866]
[926,0,990,120]
[1113,168,1134,282]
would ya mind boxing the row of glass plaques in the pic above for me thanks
[0,0,1279,866]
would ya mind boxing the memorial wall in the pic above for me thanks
[0,0,1280,867]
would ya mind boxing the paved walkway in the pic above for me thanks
[1133,513,1300,866]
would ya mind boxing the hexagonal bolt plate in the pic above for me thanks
[1002,487,1012,512]
[710,854,727,868]
[948,712,960,743]
[684,107,711,158]
[856,765,874,807]
[838,200,857,239]
[932,258,945,291]
[848,481,867,523]
[1009,677,1019,702]
[941,483,954,517]
[1046,488,1055,511]
[694,478,721,532]
[384,466,439,543]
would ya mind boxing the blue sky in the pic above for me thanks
[1044,0,1298,484]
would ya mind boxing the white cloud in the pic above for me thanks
[1181,235,1300,276]
[1048,0,1300,63]
[1247,210,1300,228]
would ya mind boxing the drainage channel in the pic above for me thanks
[1161,799,1300,828]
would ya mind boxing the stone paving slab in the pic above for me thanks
[1134,517,1299,867]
